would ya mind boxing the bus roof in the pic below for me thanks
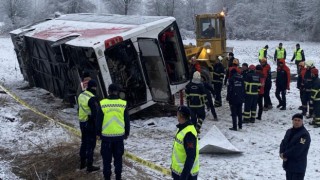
[11,13,175,47]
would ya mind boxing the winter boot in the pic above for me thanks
[298,106,303,110]
[80,159,86,170]
[276,104,282,108]
[87,164,100,173]
[116,174,122,180]
[256,116,261,120]
[280,106,286,110]
[229,127,237,131]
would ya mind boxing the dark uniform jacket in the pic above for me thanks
[311,78,320,100]
[185,82,207,108]
[244,71,261,95]
[227,73,245,105]
[280,125,311,173]
[96,94,130,142]
[304,68,315,91]
[276,60,291,90]
[212,62,225,83]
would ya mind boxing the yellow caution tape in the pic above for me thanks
[0,84,171,176]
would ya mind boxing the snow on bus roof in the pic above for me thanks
[11,14,175,47]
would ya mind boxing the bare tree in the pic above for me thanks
[1,0,32,29]
[104,0,141,15]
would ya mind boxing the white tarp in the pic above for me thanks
[199,125,242,154]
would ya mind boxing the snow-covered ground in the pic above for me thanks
[1,37,320,180]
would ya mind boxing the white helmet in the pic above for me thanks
[305,60,314,67]
[218,56,223,61]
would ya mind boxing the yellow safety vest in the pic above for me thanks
[276,47,285,59]
[171,125,199,176]
[100,99,126,137]
[78,90,94,122]
[259,48,267,60]
[294,49,303,61]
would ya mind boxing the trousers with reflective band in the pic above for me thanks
[171,125,199,176]
[78,90,94,122]
[100,99,126,137]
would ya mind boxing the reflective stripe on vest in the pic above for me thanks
[186,94,206,108]
[78,91,94,122]
[259,48,266,60]
[100,99,126,137]
[295,49,303,61]
[276,47,285,59]
[245,82,261,95]
[311,88,320,101]
[171,125,199,176]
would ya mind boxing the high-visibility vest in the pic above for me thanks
[78,90,94,122]
[171,125,199,176]
[295,48,303,61]
[100,99,126,137]
[276,47,285,59]
[259,48,267,60]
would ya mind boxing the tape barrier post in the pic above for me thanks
[0,84,171,176]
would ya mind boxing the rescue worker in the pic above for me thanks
[97,84,130,180]
[212,56,225,107]
[297,62,306,110]
[291,43,305,74]
[77,80,100,172]
[310,68,320,127]
[260,58,273,110]
[256,65,265,120]
[274,43,286,62]
[258,45,268,62]
[185,71,207,133]
[227,69,245,131]
[190,56,201,76]
[243,65,261,123]
[227,52,235,68]
[301,61,316,118]
[171,105,199,180]
[280,113,311,180]
[224,58,241,86]
[241,63,249,80]
[202,77,218,120]
[275,59,291,110]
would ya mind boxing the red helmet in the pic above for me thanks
[249,64,256,70]
[311,68,319,76]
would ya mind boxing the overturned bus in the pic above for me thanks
[10,14,190,114]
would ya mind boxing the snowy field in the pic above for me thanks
[1,37,320,180]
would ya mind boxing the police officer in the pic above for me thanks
[310,68,320,127]
[280,113,311,180]
[274,43,286,62]
[97,84,130,180]
[185,71,207,133]
[171,105,199,180]
[227,69,245,131]
[212,56,225,107]
[291,43,305,74]
[243,65,261,123]
[77,80,100,172]
[258,45,268,62]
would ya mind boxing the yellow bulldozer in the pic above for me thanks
[185,11,233,81]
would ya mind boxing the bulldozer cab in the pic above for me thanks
[195,13,227,61]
